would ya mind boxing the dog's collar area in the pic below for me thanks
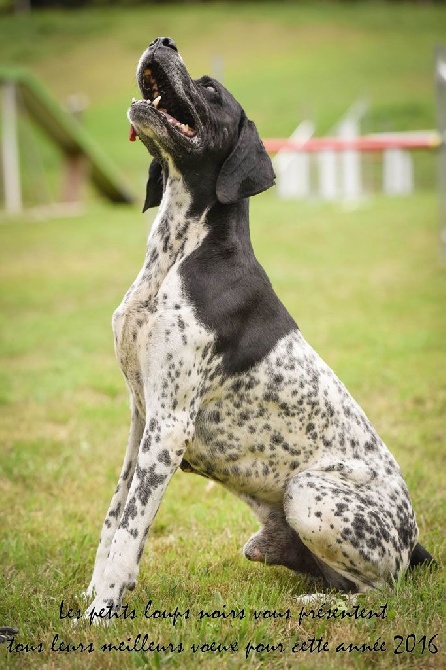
[134,65,197,140]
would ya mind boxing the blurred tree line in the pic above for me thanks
[5,0,225,11]
[6,0,446,11]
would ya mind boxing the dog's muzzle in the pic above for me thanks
[129,37,198,142]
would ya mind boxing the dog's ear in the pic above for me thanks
[216,113,275,205]
[143,159,164,212]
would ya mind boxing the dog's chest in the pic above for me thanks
[112,265,202,417]
[112,277,154,385]
[112,178,208,406]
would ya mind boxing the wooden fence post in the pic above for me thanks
[1,81,22,215]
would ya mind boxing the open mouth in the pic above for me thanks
[132,65,197,140]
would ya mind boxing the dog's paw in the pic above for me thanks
[82,580,99,601]
[81,588,93,601]
[243,542,265,562]
[243,530,270,563]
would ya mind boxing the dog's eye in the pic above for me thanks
[206,85,216,93]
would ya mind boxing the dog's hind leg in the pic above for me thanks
[284,469,418,593]
[85,400,144,599]
[242,497,322,578]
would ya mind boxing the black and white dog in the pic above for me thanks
[85,37,432,617]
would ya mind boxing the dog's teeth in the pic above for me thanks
[153,95,161,108]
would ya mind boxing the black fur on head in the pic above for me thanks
[128,37,275,211]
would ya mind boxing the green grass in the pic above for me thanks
[0,3,445,669]
[0,192,445,670]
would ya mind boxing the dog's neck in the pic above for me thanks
[122,167,255,320]
[136,173,204,300]
[146,168,252,269]
[204,198,252,249]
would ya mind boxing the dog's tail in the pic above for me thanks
[409,543,437,570]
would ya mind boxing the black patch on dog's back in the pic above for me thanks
[181,200,297,376]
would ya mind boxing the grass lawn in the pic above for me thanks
[0,191,445,670]
[0,2,445,669]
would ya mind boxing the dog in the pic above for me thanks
[85,37,433,617]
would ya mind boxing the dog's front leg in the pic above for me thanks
[84,411,192,621]
[85,400,144,599]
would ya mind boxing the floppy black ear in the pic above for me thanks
[216,113,275,205]
[143,159,164,212]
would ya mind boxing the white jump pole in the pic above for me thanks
[1,81,22,215]
[338,117,361,199]
[275,120,315,199]
[383,146,413,195]
[318,149,338,200]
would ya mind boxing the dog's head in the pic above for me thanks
[128,37,275,211]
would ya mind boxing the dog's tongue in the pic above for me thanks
[129,124,137,142]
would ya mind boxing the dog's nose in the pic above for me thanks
[149,37,178,53]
